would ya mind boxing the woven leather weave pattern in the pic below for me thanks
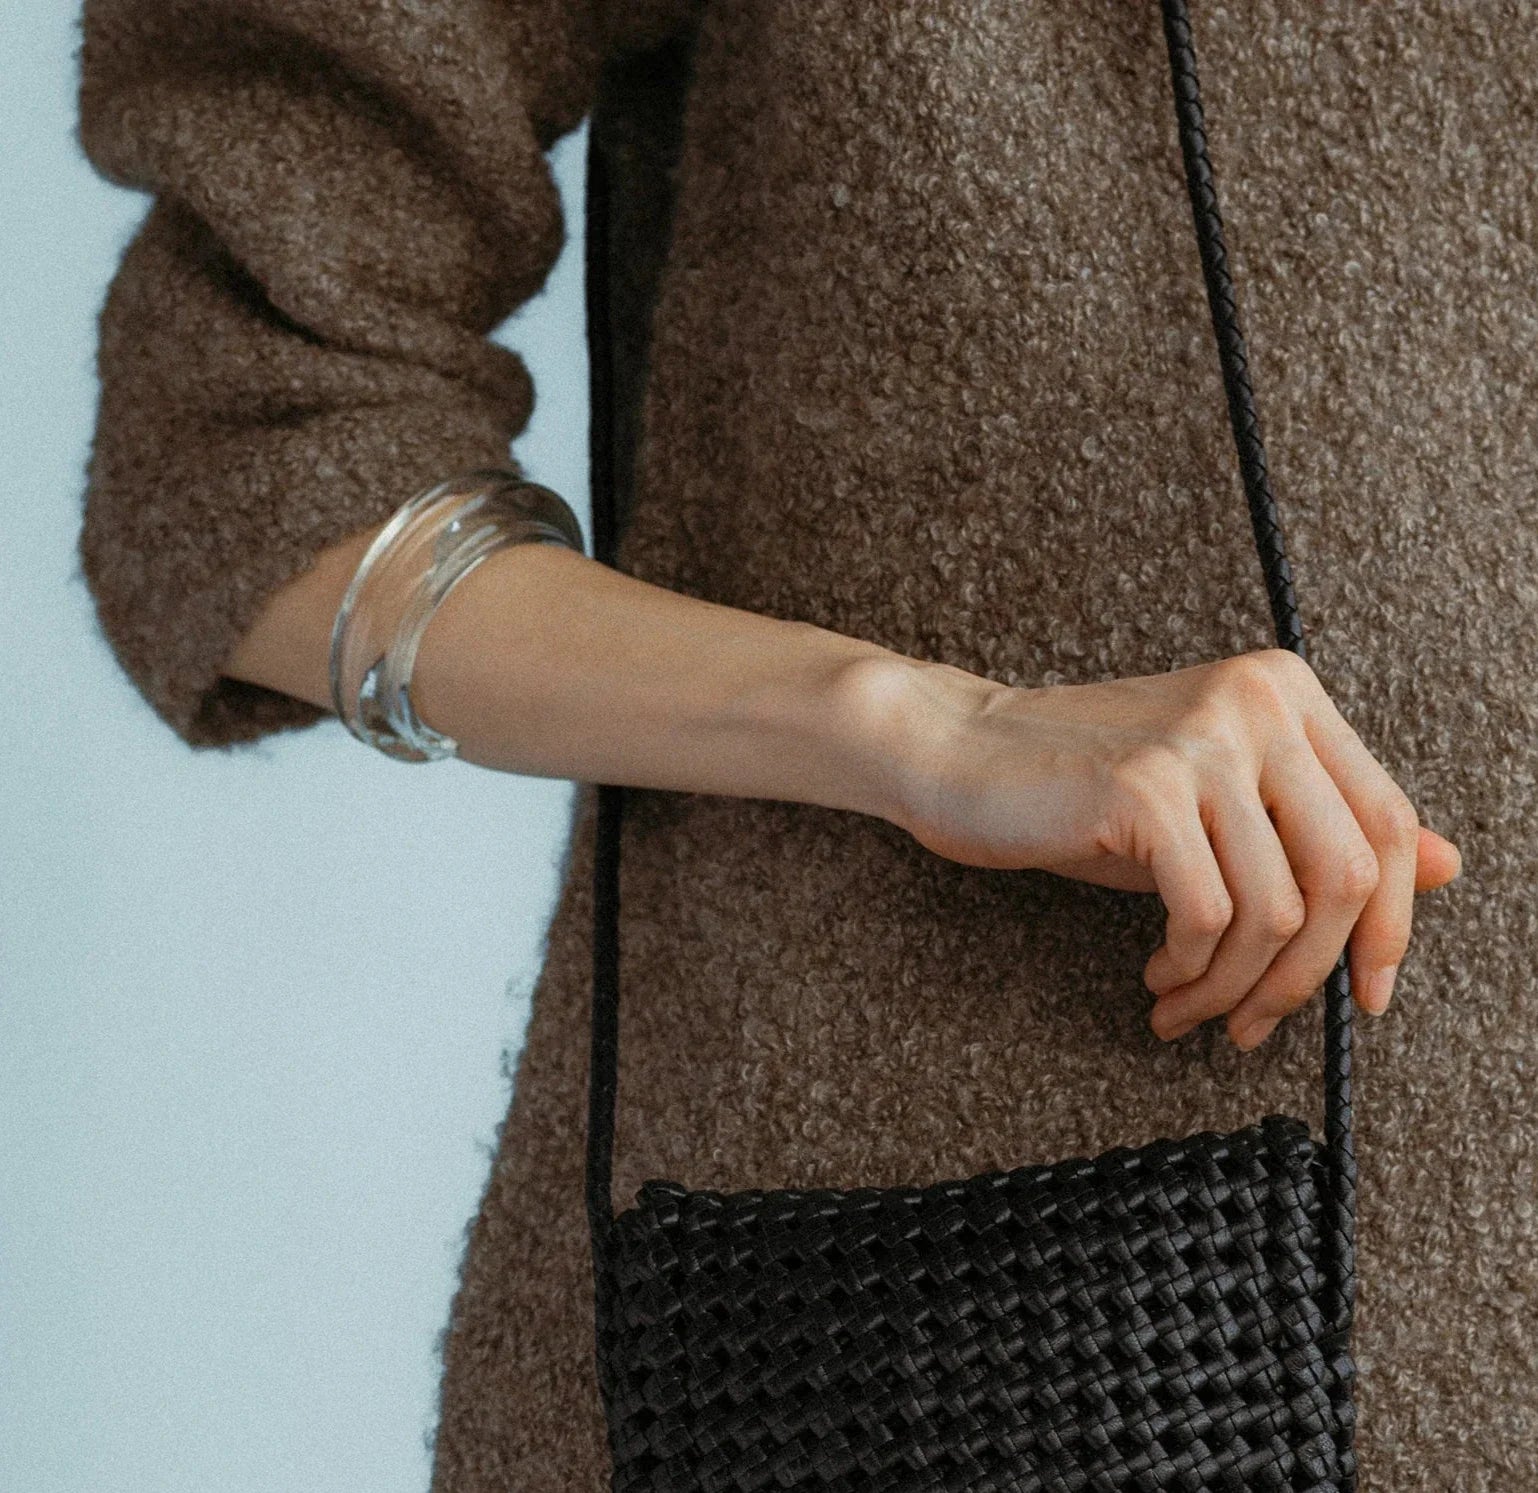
[597,1114,1354,1492]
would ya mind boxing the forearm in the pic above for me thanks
[221,523,929,822]
[228,522,1465,1050]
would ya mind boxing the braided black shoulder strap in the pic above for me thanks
[584,0,1356,1341]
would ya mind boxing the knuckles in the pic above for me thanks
[1210,647,1318,723]
[1263,893,1308,943]
[1366,791,1421,848]
[1334,843,1383,904]
[1250,646,1320,692]
[1184,893,1236,940]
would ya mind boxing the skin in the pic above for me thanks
[228,521,1461,1052]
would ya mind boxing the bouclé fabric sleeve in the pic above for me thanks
[74,0,608,749]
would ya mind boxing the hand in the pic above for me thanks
[878,647,1462,1050]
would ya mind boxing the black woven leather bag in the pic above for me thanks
[582,4,1360,1488]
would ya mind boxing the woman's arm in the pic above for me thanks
[227,516,1462,1053]
[82,0,1459,1051]
[222,520,916,821]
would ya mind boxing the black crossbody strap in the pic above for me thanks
[1157,1,1356,1339]
[584,0,1357,1339]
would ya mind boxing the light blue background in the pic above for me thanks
[2,7,591,1489]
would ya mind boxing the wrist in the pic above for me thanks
[823,649,1007,831]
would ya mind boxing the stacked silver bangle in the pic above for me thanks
[328,467,586,762]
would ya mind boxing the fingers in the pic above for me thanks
[1139,795,1233,1014]
[1196,738,1374,1047]
[1416,825,1462,890]
[1147,783,1303,1043]
[1144,652,1447,1051]
[1294,707,1422,1016]
[972,648,1458,1054]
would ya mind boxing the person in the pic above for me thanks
[73,0,1531,1487]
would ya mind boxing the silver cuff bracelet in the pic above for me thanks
[328,468,586,762]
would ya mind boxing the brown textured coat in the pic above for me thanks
[76,2,1537,1487]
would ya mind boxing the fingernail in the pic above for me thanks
[1232,1016,1279,1050]
[1155,1013,1199,1041]
[1363,963,1398,1014]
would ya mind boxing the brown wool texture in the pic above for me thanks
[76,1,1537,1488]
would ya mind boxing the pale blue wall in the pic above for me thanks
[0,7,590,1489]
